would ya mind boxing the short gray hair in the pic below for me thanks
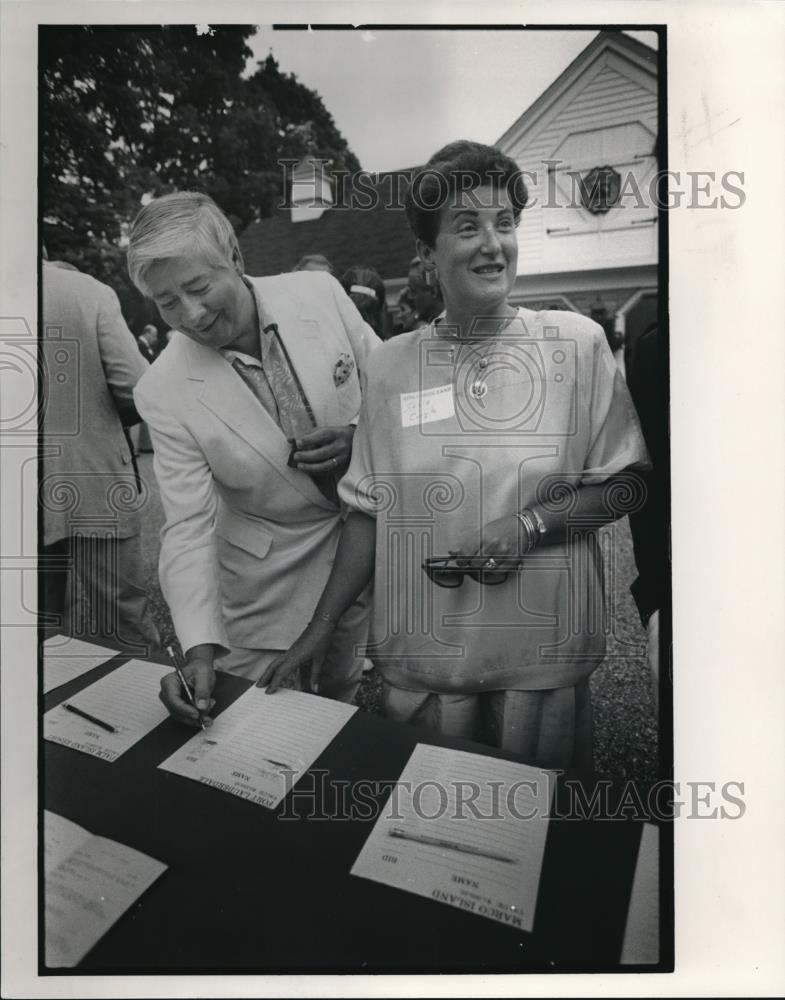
[127,192,243,295]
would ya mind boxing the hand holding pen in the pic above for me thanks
[162,644,215,729]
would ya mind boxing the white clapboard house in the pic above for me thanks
[497,30,659,355]
[239,31,659,351]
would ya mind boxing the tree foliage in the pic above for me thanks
[40,26,360,329]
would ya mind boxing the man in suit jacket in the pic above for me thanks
[128,192,381,724]
[41,262,160,655]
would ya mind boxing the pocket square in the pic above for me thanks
[333,353,355,386]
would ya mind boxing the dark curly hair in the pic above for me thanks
[404,140,528,248]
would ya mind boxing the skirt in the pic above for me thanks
[381,677,593,771]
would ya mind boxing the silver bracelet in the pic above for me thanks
[518,507,547,551]
[514,511,536,554]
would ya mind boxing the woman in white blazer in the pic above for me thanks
[128,192,381,725]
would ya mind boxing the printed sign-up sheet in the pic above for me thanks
[351,744,554,933]
[42,635,117,693]
[158,687,356,809]
[44,811,167,967]
[43,659,171,761]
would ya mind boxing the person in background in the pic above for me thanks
[293,253,334,274]
[41,261,160,655]
[626,323,668,715]
[45,259,79,272]
[393,286,418,337]
[133,325,160,454]
[339,265,386,338]
[407,254,444,325]
[262,140,648,770]
[136,323,160,363]
[128,192,381,726]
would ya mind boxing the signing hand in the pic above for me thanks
[290,425,355,476]
[449,514,524,566]
[160,647,216,727]
[257,620,335,695]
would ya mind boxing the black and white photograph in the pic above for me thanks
[1,2,784,997]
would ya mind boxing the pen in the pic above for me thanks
[261,757,295,771]
[388,826,518,864]
[166,644,206,730]
[62,702,117,733]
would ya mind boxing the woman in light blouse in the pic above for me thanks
[261,141,648,769]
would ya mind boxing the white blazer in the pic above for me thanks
[134,271,381,655]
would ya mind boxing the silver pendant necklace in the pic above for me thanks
[436,312,517,400]
[467,349,491,399]
[457,339,497,400]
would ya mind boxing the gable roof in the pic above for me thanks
[496,30,657,150]
[239,170,417,281]
[239,32,657,283]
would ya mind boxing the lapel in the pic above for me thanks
[250,276,341,427]
[182,336,338,512]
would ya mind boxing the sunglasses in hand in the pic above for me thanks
[422,555,523,588]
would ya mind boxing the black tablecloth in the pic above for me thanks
[43,655,650,974]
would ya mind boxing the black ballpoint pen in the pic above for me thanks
[260,757,295,771]
[166,644,206,730]
[62,702,117,733]
[388,826,518,864]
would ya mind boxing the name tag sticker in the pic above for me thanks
[400,384,455,427]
